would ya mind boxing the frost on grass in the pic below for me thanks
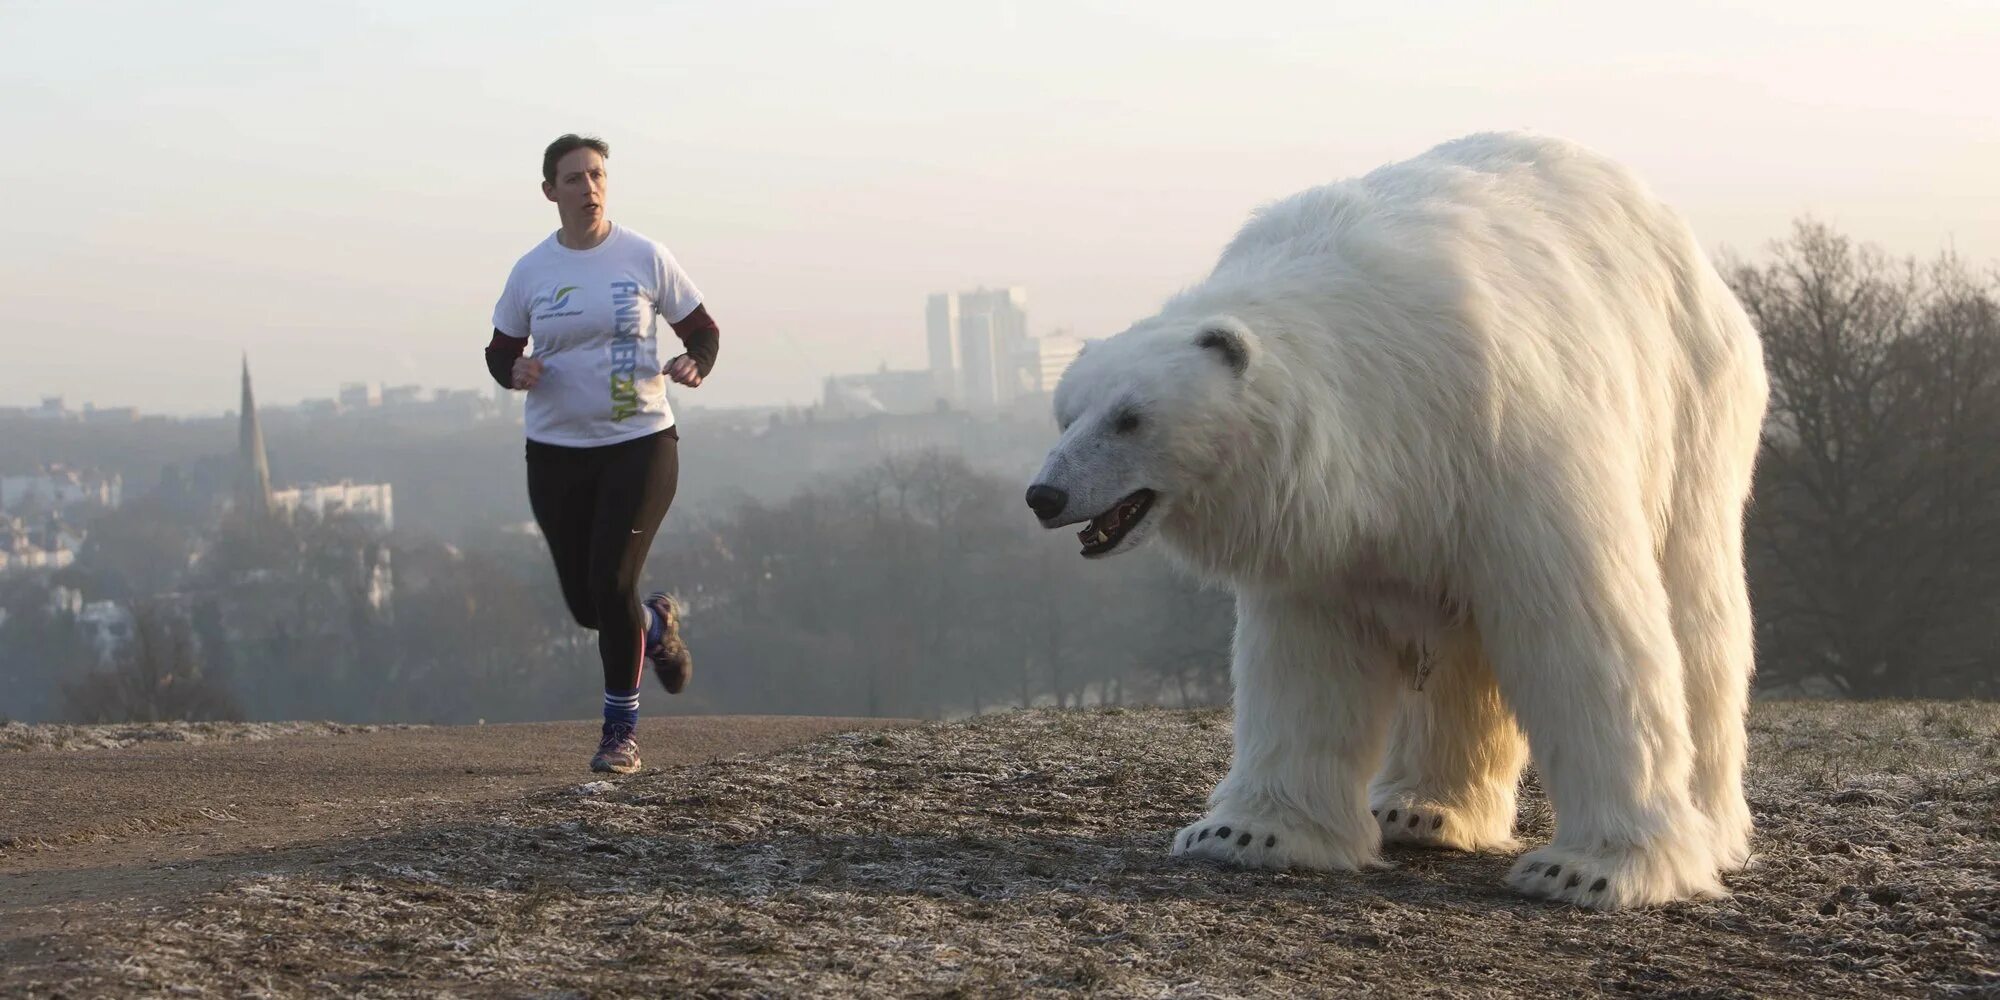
[0,720,422,754]
[16,702,1999,999]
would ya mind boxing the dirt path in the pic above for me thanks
[0,716,894,972]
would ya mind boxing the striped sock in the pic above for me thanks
[603,688,640,728]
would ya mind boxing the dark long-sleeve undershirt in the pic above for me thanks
[482,303,720,390]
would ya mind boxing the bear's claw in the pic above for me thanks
[1174,819,1284,865]
[1505,842,1726,910]
[1367,791,1518,853]
[1170,809,1380,872]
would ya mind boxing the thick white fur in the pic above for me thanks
[1033,132,1767,909]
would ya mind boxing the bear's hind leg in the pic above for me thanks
[1663,481,1758,873]
[1369,642,1528,853]
[1173,588,1398,872]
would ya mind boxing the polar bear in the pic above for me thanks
[1026,132,1767,909]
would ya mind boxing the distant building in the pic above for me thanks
[269,481,395,533]
[339,382,381,410]
[0,514,79,577]
[747,404,1057,489]
[380,384,424,407]
[1022,333,1084,395]
[964,287,1030,406]
[822,367,945,417]
[427,388,488,420]
[18,397,141,422]
[919,287,1074,410]
[957,309,1002,409]
[928,287,1030,409]
[0,465,122,515]
[81,404,140,424]
[228,359,397,536]
[926,292,963,401]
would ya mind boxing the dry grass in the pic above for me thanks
[9,701,1997,998]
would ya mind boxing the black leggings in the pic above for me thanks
[525,428,679,692]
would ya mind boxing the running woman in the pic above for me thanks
[484,133,718,774]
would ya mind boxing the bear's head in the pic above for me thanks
[1026,313,1260,559]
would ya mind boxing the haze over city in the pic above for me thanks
[4,0,1995,416]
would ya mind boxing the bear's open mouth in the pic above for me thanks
[1077,489,1155,556]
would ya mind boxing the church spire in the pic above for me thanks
[236,353,272,517]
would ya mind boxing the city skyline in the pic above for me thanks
[9,283,1083,420]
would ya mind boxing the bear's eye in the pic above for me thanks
[1114,411,1141,434]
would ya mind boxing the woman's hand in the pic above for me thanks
[665,354,703,388]
[512,356,545,390]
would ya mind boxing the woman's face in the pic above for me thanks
[543,147,607,229]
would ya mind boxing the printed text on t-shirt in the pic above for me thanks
[609,281,642,420]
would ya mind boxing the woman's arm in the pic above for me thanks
[485,329,527,388]
[668,304,719,378]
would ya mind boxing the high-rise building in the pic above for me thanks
[925,292,962,400]
[958,310,1001,409]
[236,355,273,518]
[1024,334,1084,394]
[927,286,1030,409]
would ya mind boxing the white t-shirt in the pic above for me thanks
[492,224,704,447]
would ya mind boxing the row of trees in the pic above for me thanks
[3,453,1233,725]
[648,449,1233,720]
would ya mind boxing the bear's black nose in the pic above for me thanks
[1025,484,1068,521]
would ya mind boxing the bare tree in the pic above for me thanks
[62,604,243,723]
[1730,221,2000,697]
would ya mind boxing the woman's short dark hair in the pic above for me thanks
[543,134,609,185]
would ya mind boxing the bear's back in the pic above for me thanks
[1187,131,1757,516]
[1210,131,1673,289]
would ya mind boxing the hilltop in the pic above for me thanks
[1,703,1994,998]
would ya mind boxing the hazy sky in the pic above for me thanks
[4,1,1995,416]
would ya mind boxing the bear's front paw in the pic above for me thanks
[1506,841,1726,910]
[1369,791,1517,853]
[1171,809,1378,872]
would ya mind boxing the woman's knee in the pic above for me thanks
[557,582,600,630]
[589,580,640,629]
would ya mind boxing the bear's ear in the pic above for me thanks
[1196,320,1255,377]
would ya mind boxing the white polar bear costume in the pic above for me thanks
[1027,132,1768,909]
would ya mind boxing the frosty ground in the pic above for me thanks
[2,702,1994,998]
[0,719,420,754]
